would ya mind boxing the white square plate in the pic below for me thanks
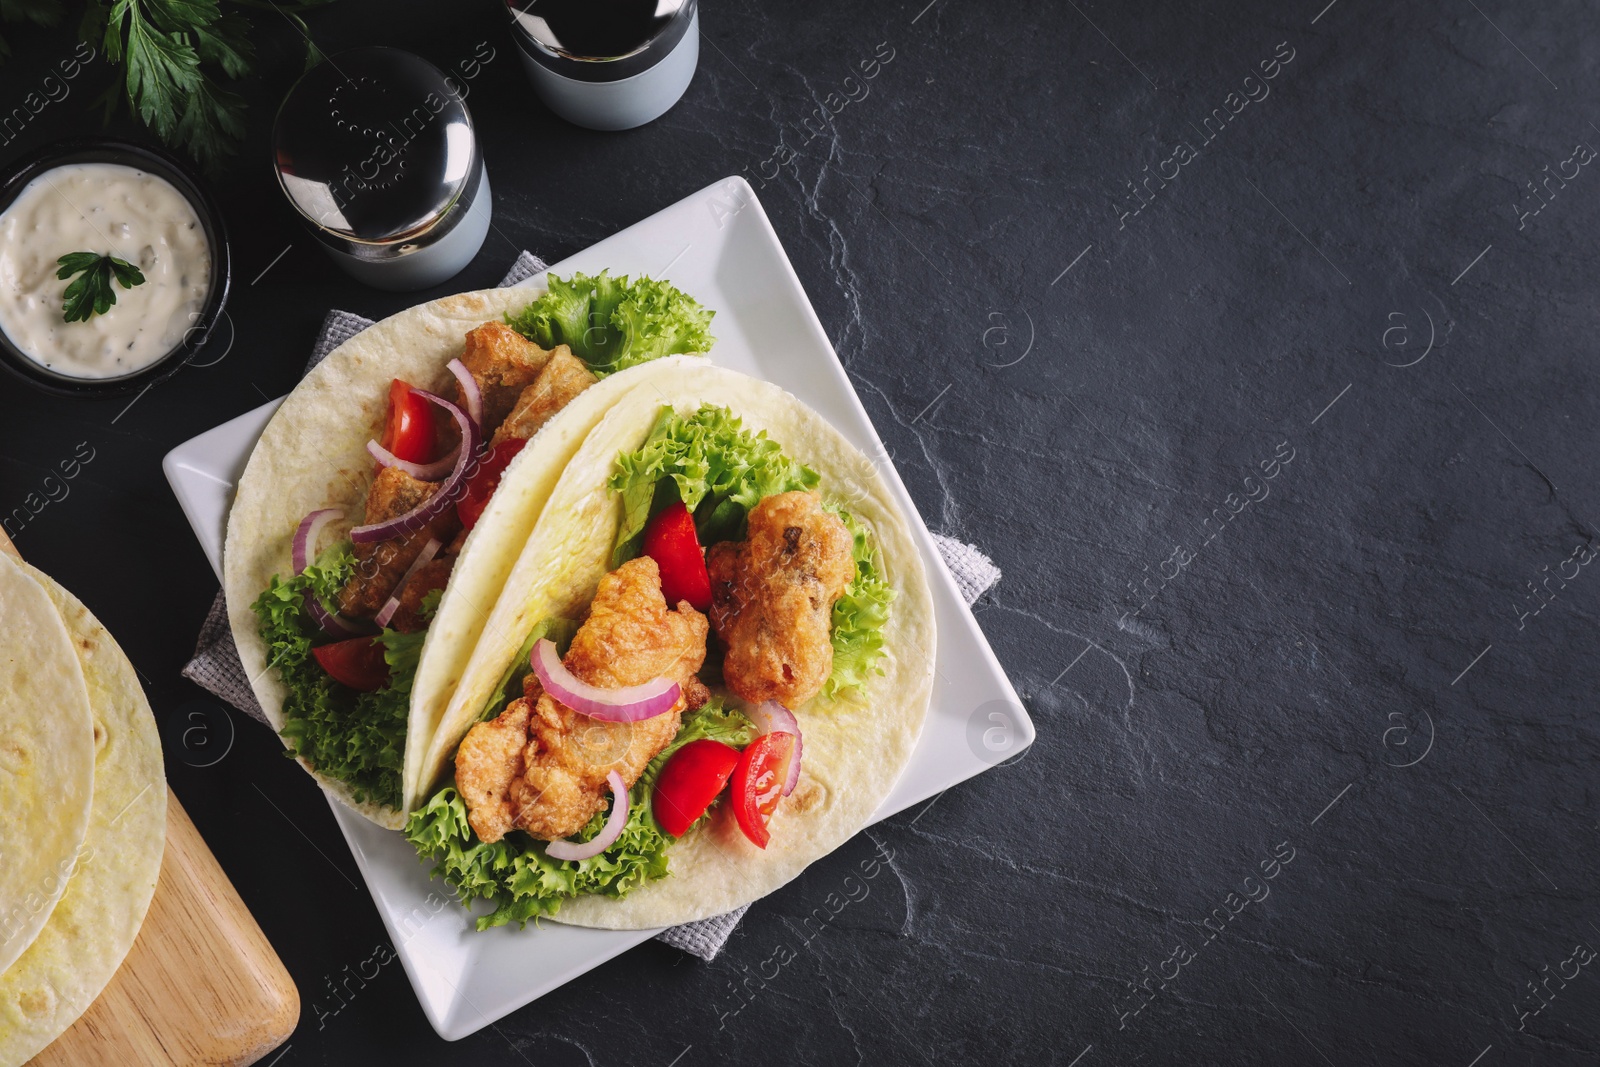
[163,176,1033,1040]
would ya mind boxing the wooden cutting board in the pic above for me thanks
[1,531,299,1066]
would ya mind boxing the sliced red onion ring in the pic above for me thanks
[292,508,343,574]
[373,537,443,628]
[447,358,482,427]
[531,638,680,722]
[748,700,803,796]
[544,771,629,861]
[351,390,481,544]
[367,438,460,481]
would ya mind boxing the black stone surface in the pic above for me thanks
[0,1,1595,1064]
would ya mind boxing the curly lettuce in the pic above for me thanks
[506,271,715,377]
[825,508,896,697]
[404,700,755,930]
[607,404,820,564]
[250,542,430,810]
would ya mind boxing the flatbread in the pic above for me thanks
[222,273,702,825]
[0,553,94,978]
[0,566,165,1066]
[436,365,936,928]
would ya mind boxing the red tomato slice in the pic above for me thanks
[381,380,437,464]
[730,732,795,849]
[642,501,712,611]
[653,738,740,837]
[457,438,528,531]
[312,637,390,692]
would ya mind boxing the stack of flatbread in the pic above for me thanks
[0,553,165,1065]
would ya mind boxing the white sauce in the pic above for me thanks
[0,163,211,379]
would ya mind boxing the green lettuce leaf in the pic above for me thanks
[607,404,820,566]
[251,541,431,810]
[506,271,715,377]
[823,507,896,697]
[403,699,754,930]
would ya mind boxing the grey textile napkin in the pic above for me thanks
[182,251,1003,960]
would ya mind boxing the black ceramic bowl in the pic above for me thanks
[0,138,232,398]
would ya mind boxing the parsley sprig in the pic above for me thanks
[0,0,336,171]
[57,251,146,322]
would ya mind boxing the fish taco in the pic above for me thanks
[224,272,716,827]
[404,363,935,929]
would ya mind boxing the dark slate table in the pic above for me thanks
[2,1,1595,1064]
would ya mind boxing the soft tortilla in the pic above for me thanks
[223,281,704,825]
[0,566,165,1066]
[435,365,936,928]
[0,553,94,978]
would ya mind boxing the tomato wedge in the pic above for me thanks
[457,438,528,531]
[730,732,795,849]
[653,738,740,837]
[312,637,389,692]
[381,379,437,464]
[643,501,712,611]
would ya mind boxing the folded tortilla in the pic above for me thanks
[432,364,936,928]
[0,553,94,980]
[223,281,705,826]
[0,565,165,1066]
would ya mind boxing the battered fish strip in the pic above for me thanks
[492,348,598,447]
[337,466,462,618]
[385,526,476,632]
[455,322,557,432]
[456,557,710,844]
[707,490,854,709]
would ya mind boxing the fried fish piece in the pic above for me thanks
[455,697,530,845]
[387,553,456,633]
[563,556,710,692]
[707,490,854,709]
[455,557,710,844]
[456,322,555,435]
[337,466,462,617]
[491,347,598,447]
